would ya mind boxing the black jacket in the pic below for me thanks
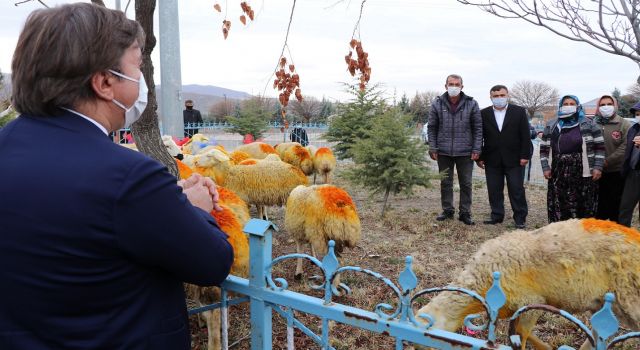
[183,108,203,124]
[479,104,531,168]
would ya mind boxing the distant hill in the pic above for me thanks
[0,75,250,114]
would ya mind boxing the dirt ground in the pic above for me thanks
[189,160,639,350]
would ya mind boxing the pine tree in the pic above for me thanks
[345,108,435,217]
[398,92,410,113]
[324,83,386,160]
[227,99,270,139]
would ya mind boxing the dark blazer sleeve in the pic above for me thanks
[516,106,531,160]
[114,159,233,286]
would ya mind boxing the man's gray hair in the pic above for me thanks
[445,74,463,85]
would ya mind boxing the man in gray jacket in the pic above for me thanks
[427,74,482,225]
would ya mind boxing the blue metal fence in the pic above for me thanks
[188,219,640,350]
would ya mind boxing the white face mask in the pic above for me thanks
[447,86,461,97]
[560,105,577,115]
[109,69,148,128]
[598,105,615,118]
[491,97,508,108]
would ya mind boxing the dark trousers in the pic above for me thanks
[596,171,624,222]
[437,155,474,216]
[485,165,528,224]
[619,170,640,227]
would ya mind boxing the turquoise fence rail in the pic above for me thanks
[188,219,640,350]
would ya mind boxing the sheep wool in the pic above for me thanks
[312,147,336,184]
[175,159,194,180]
[415,218,640,350]
[276,142,314,176]
[217,186,250,227]
[234,142,279,159]
[229,150,251,165]
[185,204,249,350]
[195,149,309,212]
[285,184,361,257]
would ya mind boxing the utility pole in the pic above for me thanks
[158,0,184,137]
[115,0,121,10]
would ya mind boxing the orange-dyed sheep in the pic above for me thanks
[285,184,361,285]
[416,218,640,350]
[217,185,250,227]
[275,142,314,176]
[234,142,279,160]
[311,147,336,184]
[195,149,309,219]
[185,204,249,350]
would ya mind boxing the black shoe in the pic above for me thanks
[459,215,475,225]
[515,223,526,229]
[436,211,454,221]
[482,218,503,225]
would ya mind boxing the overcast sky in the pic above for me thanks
[0,0,637,107]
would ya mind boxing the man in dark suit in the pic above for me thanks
[477,85,531,229]
[0,4,233,349]
[183,99,203,137]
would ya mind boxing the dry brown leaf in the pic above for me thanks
[289,64,295,72]
[213,3,222,12]
[239,15,246,25]
[279,57,287,68]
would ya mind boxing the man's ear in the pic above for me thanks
[90,71,116,101]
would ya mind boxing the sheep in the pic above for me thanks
[415,218,640,350]
[217,185,250,227]
[310,146,336,184]
[195,148,309,219]
[284,184,361,288]
[185,204,249,350]
[275,142,314,176]
[233,142,279,159]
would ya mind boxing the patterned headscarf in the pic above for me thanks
[557,95,585,129]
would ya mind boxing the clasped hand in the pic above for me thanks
[177,173,223,213]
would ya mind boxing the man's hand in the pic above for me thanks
[633,135,640,147]
[476,160,485,169]
[543,170,552,180]
[178,173,222,212]
[592,169,602,181]
[520,159,528,166]
[429,151,438,161]
[471,152,480,161]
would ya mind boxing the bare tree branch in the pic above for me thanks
[457,0,640,75]
[14,0,49,8]
[509,80,560,118]
[351,0,367,40]
[90,0,106,7]
[262,0,297,97]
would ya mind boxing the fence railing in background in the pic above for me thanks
[188,219,639,350]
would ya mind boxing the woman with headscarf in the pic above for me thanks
[593,94,631,222]
[539,95,605,223]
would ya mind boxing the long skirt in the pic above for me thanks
[547,152,598,223]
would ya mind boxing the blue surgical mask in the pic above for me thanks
[491,97,508,108]
[109,69,148,128]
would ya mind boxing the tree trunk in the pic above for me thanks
[133,0,179,177]
[380,187,390,217]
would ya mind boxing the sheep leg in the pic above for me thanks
[294,240,304,280]
[514,310,550,350]
[324,172,330,184]
[578,340,593,350]
[313,173,317,184]
[202,308,221,350]
[256,205,269,221]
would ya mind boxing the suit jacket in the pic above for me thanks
[479,104,531,168]
[0,111,233,349]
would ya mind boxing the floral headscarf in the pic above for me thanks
[557,94,585,129]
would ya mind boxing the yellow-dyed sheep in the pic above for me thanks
[234,142,280,160]
[415,218,640,350]
[275,142,314,176]
[285,184,361,285]
[310,146,336,184]
[195,149,309,219]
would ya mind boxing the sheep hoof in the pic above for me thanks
[294,273,303,281]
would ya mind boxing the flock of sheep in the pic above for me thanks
[126,136,640,350]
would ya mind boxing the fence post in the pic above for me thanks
[244,219,277,350]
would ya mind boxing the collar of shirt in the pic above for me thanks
[492,105,508,131]
[61,108,109,136]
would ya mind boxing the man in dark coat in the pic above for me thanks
[477,85,531,229]
[183,99,203,137]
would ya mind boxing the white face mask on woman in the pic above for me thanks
[109,69,148,128]
[560,105,577,116]
[598,105,615,118]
